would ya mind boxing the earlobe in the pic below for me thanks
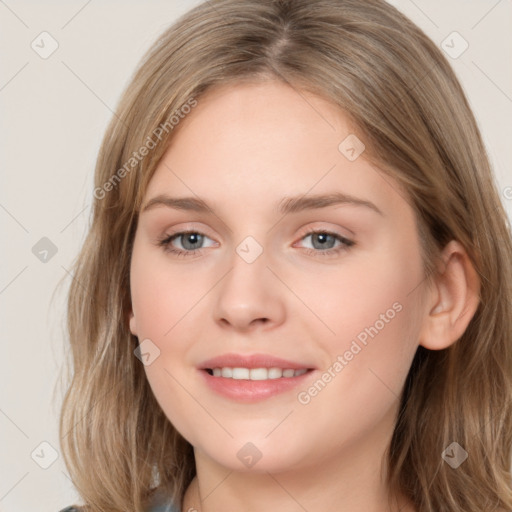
[129,310,138,336]
[419,241,480,351]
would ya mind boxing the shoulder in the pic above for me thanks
[146,488,180,512]
[58,498,180,512]
[57,507,180,512]
[146,493,180,512]
[147,503,180,512]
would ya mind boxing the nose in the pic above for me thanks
[213,247,286,332]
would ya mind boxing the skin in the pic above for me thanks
[129,81,480,512]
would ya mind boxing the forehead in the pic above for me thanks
[143,81,410,219]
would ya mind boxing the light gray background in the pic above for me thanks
[1,1,511,511]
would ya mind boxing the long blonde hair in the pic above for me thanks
[59,0,512,510]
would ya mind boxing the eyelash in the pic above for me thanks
[157,229,355,258]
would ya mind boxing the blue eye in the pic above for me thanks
[157,229,354,258]
[157,230,216,257]
[297,230,354,257]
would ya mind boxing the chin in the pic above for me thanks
[195,438,309,474]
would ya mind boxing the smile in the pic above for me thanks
[206,367,309,380]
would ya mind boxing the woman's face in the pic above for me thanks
[129,81,428,474]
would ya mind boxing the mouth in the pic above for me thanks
[204,367,310,379]
[198,353,315,402]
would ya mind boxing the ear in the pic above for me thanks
[419,240,480,350]
[128,308,138,337]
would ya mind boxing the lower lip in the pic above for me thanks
[199,369,314,402]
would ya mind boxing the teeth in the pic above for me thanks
[232,368,250,379]
[268,367,283,379]
[221,367,233,378]
[208,367,308,380]
[249,368,268,380]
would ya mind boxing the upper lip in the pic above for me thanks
[199,353,314,370]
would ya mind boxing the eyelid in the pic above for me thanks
[294,222,354,244]
[157,222,217,241]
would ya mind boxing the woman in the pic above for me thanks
[59,0,512,510]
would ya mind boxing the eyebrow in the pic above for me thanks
[141,192,383,216]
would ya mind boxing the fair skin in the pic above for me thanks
[129,81,480,512]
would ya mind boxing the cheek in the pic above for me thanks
[130,243,212,342]
[129,252,201,444]
[292,237,423,353]
[130,243,218,444]
[293,241,424,431]
[293,240,423,401]
[297,306,418,453]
